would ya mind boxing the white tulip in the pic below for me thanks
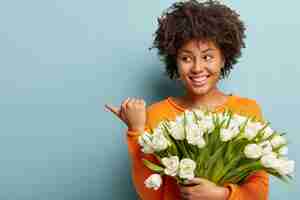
[226,114,247,131]
[141,145,155,154]
[232,114,247,125]
[194,109,206,119]
[138,129,170,153]
[195,137,206,148]
[220,127,239,142]
[175,115,184,124]
[154,124,165,135]
[138,132,155,154]
[161,156,179,176]
[194,109,214,132]
[144,174,162,190]
[157,121,165,130]
[260,153,279,168]
[168,121,185,140]
[138,132,152,145]
[217,113,228,122]
[276,159,295,176]
[176,114,184,121]
[198,116,215,133]
[186,124,206,148]
[185,110,195,125]
[152,131,169,152]
[179,158,196,180]
[259,141,273,155]
[278,146,288,156]
[244,144,263,159]
[244,122,263,140]
[227,120,241,131]
[270,135,287,148]
[262,126,274,139]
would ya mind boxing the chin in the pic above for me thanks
[188,85,212,96]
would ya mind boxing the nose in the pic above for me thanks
[191,58,206,74]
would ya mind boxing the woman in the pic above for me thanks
[105,0,269,199]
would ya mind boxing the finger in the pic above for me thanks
[105,104,120,117]
[181,195,190,200]
[187,177,216,187]
[126,97,135,108]
[179,186,193,193]
[180,190,191,200]
[137,98,146,106]
[133,98,140,106]
[121,97,130,113]
[184,177,205,185]
[120,98,131,121]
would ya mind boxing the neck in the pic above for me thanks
[182,86,226,109]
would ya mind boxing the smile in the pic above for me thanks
[189,75,209,86]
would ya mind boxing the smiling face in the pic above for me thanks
[176,39,225,96]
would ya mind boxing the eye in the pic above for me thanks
[180,56,192,63]
[203,55,213,61]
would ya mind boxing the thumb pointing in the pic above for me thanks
[105,104,120,117]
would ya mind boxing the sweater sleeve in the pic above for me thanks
[126,106,164,200]
[224,171,269,200]
[224,99,269,200]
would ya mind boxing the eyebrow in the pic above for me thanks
[178,48,215,54]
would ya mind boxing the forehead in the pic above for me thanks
[178,39,218,53]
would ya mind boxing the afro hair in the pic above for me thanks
[150,0,246,79]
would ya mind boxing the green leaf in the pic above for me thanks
[211,158,224,183]
[204,143,227,178]
[142,159,164,173]
[195,146,210,177]
[216,154,243,184]
[221,161,263,183]
[162,122,184,157]
[225,111,233,129]
[267,168,291,183]
[253,122,270,141]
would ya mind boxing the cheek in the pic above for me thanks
[207,62,222,75]
[177,63,190,77]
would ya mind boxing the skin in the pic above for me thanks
[180,178,229,200]
[105,97,146,132]
[105,38,231,200]
[175,39,230,200]
[174,39,230,111]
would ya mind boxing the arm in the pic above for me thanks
[126,128,163,200]
[223,99,269,200]
[105,98,163,200]
[224,171,269,200]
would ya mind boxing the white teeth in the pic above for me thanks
[190,76,207,82]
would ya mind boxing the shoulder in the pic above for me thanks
[146,98,169,113]
[233,95,261,108]
[230,95,264,121]
[145,97,177,129]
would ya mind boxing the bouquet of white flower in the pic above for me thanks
[138,108,295,190]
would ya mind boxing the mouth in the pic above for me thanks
[189,75,210,87]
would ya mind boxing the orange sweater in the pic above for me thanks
[126,95,269,200]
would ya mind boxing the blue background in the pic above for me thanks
[0,0,299,199]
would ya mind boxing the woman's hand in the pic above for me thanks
[179,177,230,200]
[105,97,147,132]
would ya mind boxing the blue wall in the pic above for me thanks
[0,0,299,199]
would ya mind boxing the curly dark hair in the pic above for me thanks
[150,0,246,80]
